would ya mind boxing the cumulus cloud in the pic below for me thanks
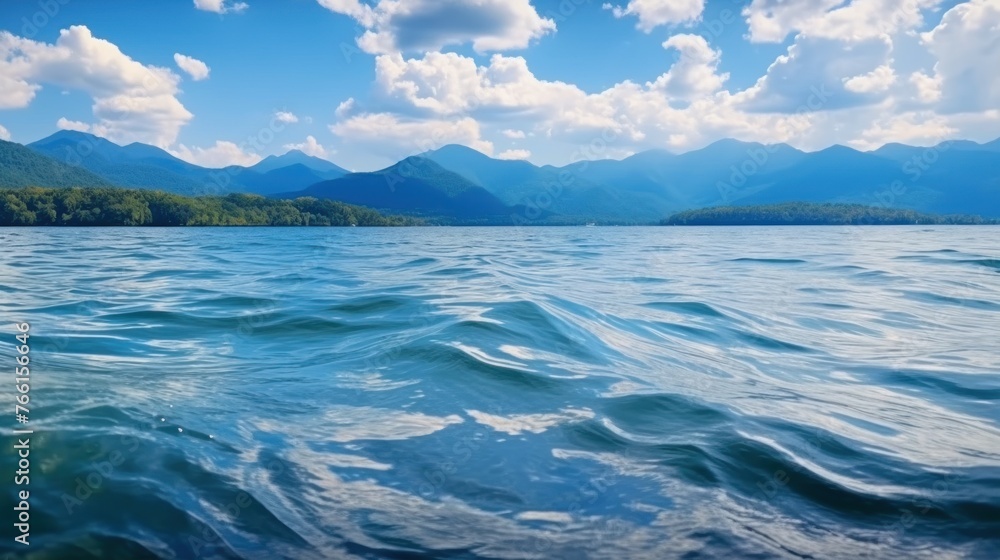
[850,111,958,150]
[375,52,589,118]
[330,112,494,156]
[274,111,299,123]
[497,149,531,160]
[501,129,526,139]
[56,117,90,132]
[0,124,10,141]
[367,47,820,152]
[740,35,894,112]
[353,57,801,166]
[743,0,944,44]
[173,53,211,81]
[603,0,706,31]
[193,0,248,14]
[843,64,897,94]
[0,74,40,109]
[335,98,356,118]
[909,71,942,104]
[920,0,1000,113]
[317,0,556,54]
[0,26,192,147]
[170,141,262,167]
[649,34,729,102]
[283,135,330,158]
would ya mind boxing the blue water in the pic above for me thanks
[1,226,999,559]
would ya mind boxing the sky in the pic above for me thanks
[1,0,997,171]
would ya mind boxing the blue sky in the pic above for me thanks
[0,0,995,170]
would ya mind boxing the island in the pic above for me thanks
[662,202,997,226]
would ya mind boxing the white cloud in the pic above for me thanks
[603,0,706,31]
[920,0,1000,113]
[742,0,844,43]
[330,112,494,156]
[843,64,897,94]
[0,124,10,141]
[193,0,248,14]
[274,111,299,123]
[649,34,729,101]
[497,149,531,160]
[173,53,211,81]
[375,52,588,118]
[335,98,356,118]
[909,71,942,104]
[740,35,894,112]
[283,135,330,158]
[0,26,192,147]
[317,0,556,54]
[368,49,813,153]
[743,0,945,44]
[329,27,1000,164]
[170,141,262,168]
[850,111,957,150]
[56,117,90,132]
[0,74,40,109]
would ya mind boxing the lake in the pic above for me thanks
[1,226,998,559]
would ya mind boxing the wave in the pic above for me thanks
[3,226,999,559]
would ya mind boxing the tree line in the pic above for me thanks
[0,187,419,226]
[662,202,997,226]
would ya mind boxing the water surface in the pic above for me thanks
[1,226,998,559]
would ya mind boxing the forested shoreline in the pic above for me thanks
[663,203,997,226]
[0,187,418,226]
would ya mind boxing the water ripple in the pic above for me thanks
[1,226,999,559]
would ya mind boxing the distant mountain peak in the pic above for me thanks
[380,155,451,176]
[250,150,347,176]
[817,144,863,155]
[427,144,489,156]
[31,129,115,147]
[705,138,759,149]
[624,148,674,162]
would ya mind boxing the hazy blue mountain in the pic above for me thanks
[424,144,661,223]
[726,144,1000,217]
[423,144,542,199]
[27,132,350,196]
[0,139,115,189]
[28,131,209,194]
[281,156,514,221]
[251,150,349,176]
[12,132,1000,221]
[229,164,336,196]
[423,140,810,222]
[736,145,902,203]
[874,138,1000,161]
[424,138,998,221]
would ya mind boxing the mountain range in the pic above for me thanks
[2,130,999,223]
[25,131,348,196]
